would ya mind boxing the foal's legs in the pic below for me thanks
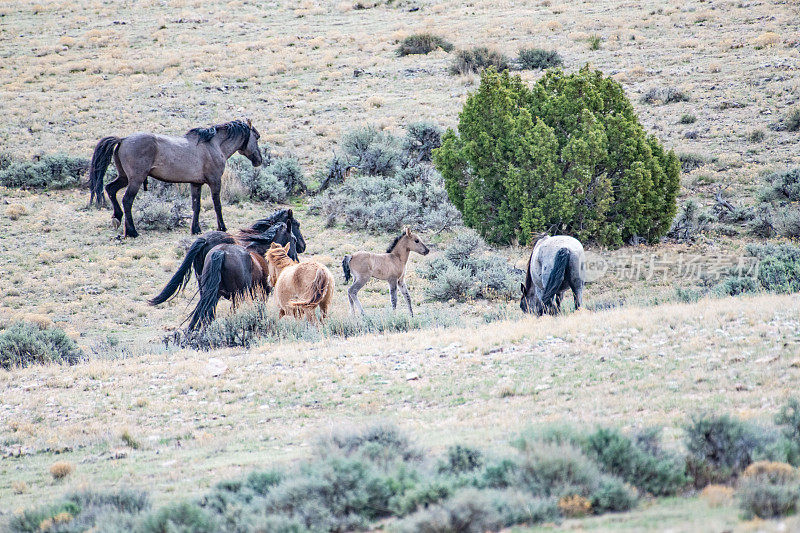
[105,158,128,230]
[347,275,368,315]
[190,184,202,235]
[398,279,413,317]
[388,279,398,310]
[209,178,226,232]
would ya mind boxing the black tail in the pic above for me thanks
[89,136,122,207]
[187,250,225,331]
[149,237,208,306]
[342,255,352,284]
[541,248,571,304]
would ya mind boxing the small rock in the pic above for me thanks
[405,372,420,381]
[205,358,227,377]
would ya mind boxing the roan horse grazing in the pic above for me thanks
[342,227,429,316]
[88,119,263,237]
[265,243,334,324]
[520,235,585,316]
[148,210,305,306]
[185,243,271,331]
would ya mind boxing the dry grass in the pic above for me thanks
[49,461,74,480]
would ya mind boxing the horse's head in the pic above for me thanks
[286,209,307,255]
[403,227,429,256]
[239,119,263,167]
[265,242,295,286]
[519,283,544,316]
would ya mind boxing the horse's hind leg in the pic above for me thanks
[570,278,584,311]
[121,178,142,238]
[105,156,128,230]
[398,280,414,317]
[347,276,367,315]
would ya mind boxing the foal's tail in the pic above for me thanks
[541,248,571,304]
[89,136,122,207]
[342,255,352,284]
[149,237,208,306]
[187,250,225,330]
[290,268,330,309]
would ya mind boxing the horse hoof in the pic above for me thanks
[112,218,121,230]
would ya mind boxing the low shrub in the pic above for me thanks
[747,242,800,294]
[419,229,520,302]
[396,33,453,56]
[748,129,765,143]
[517,48,562,70]
[439,445,484,475]
[240,167,288,203]
[679,113,696,124]
[583,428,689,496]
[641,86,690,105]
[167,303,457,349]
[587,34,603,50]
[269,156,306,195]
[396,489,559,532]
[0,154,88,189]
[738,462,800,519]
[450,47,510,75]
[49,462,74,480]
[403,121,443,164]
[760,168,800,203]
[714,275,759,296]
[340,126,401,177]
[667,200,712,242]
[0,322,83,370]
[785,107,800,132]
[0,151,12,171]
[685,413,775,486]
[135,186,190,231]
[677,152,709,172]
[139,501,217,533]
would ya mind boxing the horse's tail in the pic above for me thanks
[89,136,122,207]
[342,255,352,284]
[187,250,225,331]
[541,248,571,303]
[149,237,208,306]
[289,268,330,309]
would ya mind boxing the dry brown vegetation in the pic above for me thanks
[2,0,800,527]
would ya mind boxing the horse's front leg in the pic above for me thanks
[388,279,398,310]
[209,178,226,232]
[190,184,202,235]
[398,280,413,317]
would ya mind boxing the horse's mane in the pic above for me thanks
[236,221,286,246]
[187,120,250,144]
[386,232,405,253]
[249,209,292,233]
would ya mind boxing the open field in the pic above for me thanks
[2,0,800,530]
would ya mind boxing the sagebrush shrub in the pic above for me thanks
[50,462,74,480]
[679,113,696,124]
[760,168,800,203]
[396,33,453,56]
[0,152,12,171]
[738,463,800,519]
[747,242,800,294]
[450,47,510,75]
[678,152,709,172]
[668,200,713,242]
[269,156,306,194]
[0,321,83,370]
[435,68,679,246]
[240,168,288,203]
[641,86,689,104]
[139,502,217,533]
[403,121,443,164]
[341,126,401,176]
[517,48,562,70]
[785,107,800,132]
[135,188,190,231]
[420,229,519,302]
[0,154,88,189]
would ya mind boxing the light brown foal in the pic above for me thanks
[342,227,429,316]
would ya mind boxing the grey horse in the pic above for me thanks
[88,119,263,237]
[520,235,585,315]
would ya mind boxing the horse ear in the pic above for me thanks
[284,242,290,252]
[246,118,252,127]
[404,226,411,236]
[287,209,293,219]
[520,283,526,294]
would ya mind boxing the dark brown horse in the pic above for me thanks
[89,119,263,237]
[187,243,271,330]
[148,209,305,306]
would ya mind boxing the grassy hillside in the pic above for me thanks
[2,0,800,529]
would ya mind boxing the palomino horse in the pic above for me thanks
[186,243,271,331]
[89,119,263,237]
[148,209,305,306]
[520,235,585,316]
[342,227,429,316]
[265,243,334,324]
